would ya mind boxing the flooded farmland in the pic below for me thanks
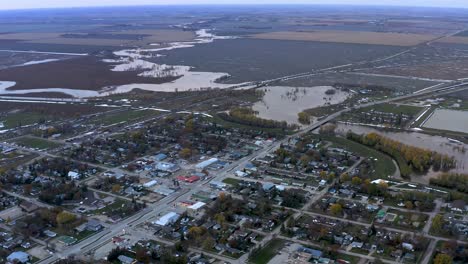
[252,86,349,124]
[422,109,468,133]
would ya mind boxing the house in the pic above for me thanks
[402,243,414,251]
[118,255,135,264]
[450,200,467,213]
[299,247,323,259]
[262,182,275,192]
[155,162,180,173]
[86,219,103,232]
[19,201,39,213]
[210,180,227,190]
[154,212,180,226]
[7,251,30,263]
[68,171,80,180]
[154,153,168,161]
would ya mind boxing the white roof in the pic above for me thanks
[143,180,158,188]
[154,212,180,226]
[68,171,80,178]
[188,201,206,210]
[196,158,219,169]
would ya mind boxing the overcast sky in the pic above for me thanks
[1,0,467,10]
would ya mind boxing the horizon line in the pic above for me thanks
[1,3,467,12]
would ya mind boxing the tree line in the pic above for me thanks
[347,132,456,178]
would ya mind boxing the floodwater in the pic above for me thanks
[252,86,349,124]
[422,109,468,134]
[336,123,468,176]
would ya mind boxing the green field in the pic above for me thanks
[223,177,241,186]
[359,103,423,116]
[1,112,50,129]
[11,136,63,150]
[248,239,286,264]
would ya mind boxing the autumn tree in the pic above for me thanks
[330,204,343,216]
[434,253,452,264]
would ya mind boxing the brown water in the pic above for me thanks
[252,86,349,124]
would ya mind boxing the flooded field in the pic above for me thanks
[252,86,349,124]
[422,109,468,134]
[336,123,468,180]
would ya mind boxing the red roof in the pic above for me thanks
[176,175,201,183]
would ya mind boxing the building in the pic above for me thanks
[154,212,180,226]
[68,171,80,180]
[153,186,176,196]
[7,251,30,263]
[155,162,180,173]
[143,180,158,188]
[187,201,206,217]
[154,153,168,161]
[176,175,201,183]
[196,158,219,170]
[210,180,227,190]
[118,255,135,264]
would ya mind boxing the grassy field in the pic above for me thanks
[222,178,241,186]
[359,103,424,116]
[91,109,160,126]
[1,112,49,129]
[11,136,63,150]
[313,134,397,178]
[249,239,286,264]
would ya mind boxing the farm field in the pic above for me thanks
[251,30,437,46]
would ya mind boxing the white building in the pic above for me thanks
[68,171,80,180]
[196,158,219,170]
[154,212,180,226]
[143,180,158,188]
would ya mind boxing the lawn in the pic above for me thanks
[91,199,127,215]
[313,134,396,179]
[359,103,423,116]
[222,177,241,186]
[11,136,63,150]
[248,239,286,264]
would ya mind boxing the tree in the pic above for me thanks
[404,201,414,210]
[179,148,192,159]
[56,211,76,226]
[298,112,311,125]
[136,248,150,263]
[111,184,122,193]
[434,253,452,264]
[340,173,350,182]
[431,214,444,233]
[351,177,362,185]
[330,204,343,216]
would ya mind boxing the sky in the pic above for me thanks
[1,0,467,10]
